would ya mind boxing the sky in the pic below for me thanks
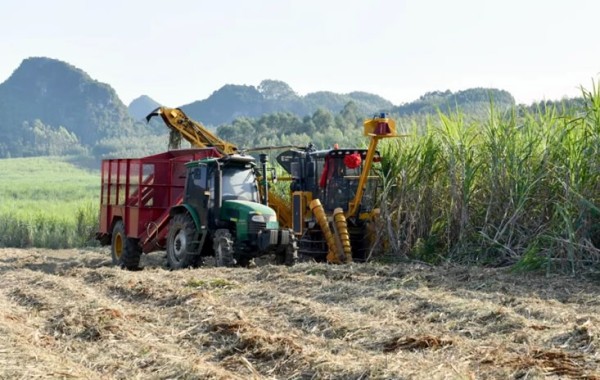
[0,0,599,107]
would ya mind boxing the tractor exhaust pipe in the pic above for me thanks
[214,161,224,227]
[259,153,268,206]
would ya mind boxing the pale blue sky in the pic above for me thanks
[1,0,598,107]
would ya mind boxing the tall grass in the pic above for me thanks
[378,83,600,272]
[0,156,100,248]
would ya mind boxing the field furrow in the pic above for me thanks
[1,248,600,379]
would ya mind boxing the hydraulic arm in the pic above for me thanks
[147,107,238,155]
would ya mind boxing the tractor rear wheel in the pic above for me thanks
[166,213,202,270]
[111,220,142,270]
[213,229,235,267]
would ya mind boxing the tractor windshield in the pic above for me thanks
[221,167,259,202]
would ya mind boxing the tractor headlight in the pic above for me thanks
[265,214,279,229]
[251,214,266,223]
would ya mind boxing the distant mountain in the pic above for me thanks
[180,79,394,126]
[0,57,138,158]
[521,97,585,115]
[0,57,538,162]
[392,88,515,116]
[128,95,161,120]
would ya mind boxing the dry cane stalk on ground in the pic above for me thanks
[1,247,600,379]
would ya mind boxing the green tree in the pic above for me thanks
[258,80,298,100]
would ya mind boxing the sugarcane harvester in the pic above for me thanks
[276,114,398,263]
[146,107,397,264]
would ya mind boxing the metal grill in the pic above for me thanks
[249,221,266,235]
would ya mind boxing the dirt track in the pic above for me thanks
[1,248,600,379]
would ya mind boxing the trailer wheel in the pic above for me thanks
[213,229,235,267]
[277,231,298,266]
[111,220,142,270]
[166,213,202,270]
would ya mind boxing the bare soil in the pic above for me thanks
[1,248,600,379]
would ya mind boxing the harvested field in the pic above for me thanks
[1,248,600,379]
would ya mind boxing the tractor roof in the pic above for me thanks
[185,154,256,168]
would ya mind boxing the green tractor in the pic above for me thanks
[166,154,298,269]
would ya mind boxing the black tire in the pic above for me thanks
[236,256,256,268]
[110,220,142,270]
[166,213,203,270]
[213,229,235,267]
[349,225,370,262]
[277,231,298,266]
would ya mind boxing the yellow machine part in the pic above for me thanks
[363,116,397,136]
[346,115,403,218]
[267,190,292,229]
[253,173,293,229]
[309,199,343,263]
[332,208,352,263]
[155,107,238,154]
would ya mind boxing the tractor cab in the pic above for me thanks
[185,155,260,207]
[183,155,276,235]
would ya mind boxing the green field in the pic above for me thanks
[0,156,100,248]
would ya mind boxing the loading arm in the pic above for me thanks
[146,107,238,155]
[346,114,400,218]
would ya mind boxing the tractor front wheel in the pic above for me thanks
[111,220,142,270]
[166,213,202,270]
[213,229,235,267]
[277,231,298,266]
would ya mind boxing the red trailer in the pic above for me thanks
[96,148,221,265]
